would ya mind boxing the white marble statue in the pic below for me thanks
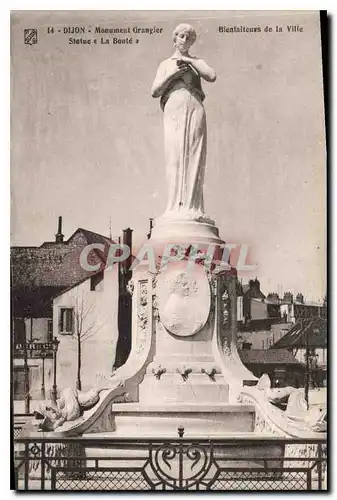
[256,373,296,405]
[33,378,123,432]
[151,24,216,222]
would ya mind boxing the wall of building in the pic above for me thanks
[14,318,53,401]
[53,264,119,391]
[251,299,268,320]
[293,347,327,366]
[23,317,51,342]
[280,303,295,323]
[13,357,54,401]
[243,363,304,388]
[279,302,326,323]
[238,322,292,350]
[237,296,243,321]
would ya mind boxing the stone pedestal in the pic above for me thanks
[107,219,256,436]
[52,219,324,483]
[112,403,255,437]
[150,219,222,244]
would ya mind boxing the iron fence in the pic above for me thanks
[14,432,327,491]
[13,414,35,439]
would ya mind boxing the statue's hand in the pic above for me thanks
[177,58,199,77]
[179,55,193,64]
[176,59,190,72]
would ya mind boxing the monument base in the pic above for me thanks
[150,219,224,245]
[110,402,255,437]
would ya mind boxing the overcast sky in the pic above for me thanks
[11,10,326,301]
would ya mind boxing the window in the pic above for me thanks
[47,319,53,341]
[237,296,243,321]
[13,367,30,400]
[59,308,74,334]
[14,318,26,344]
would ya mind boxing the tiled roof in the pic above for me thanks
[265,298,281,305]
[11,229,114,288]
[76,228,112,248]
[249,289,266,300]
[271,317,327,348]
[242,285,266,300]
[239,349,302,365]
[11,228,115,316]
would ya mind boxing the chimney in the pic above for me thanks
[283,291,293,304]
[147,218,154,240]
[122,227,133,274]
[55,216,64,243]
[249,278,260,291]
[267,292,280,303]
[296,293,304,304]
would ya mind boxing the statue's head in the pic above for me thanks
[172,24,196,53]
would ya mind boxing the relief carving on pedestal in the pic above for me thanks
[222,289,230,327]
[126,278,134,296]
[219,281,234,359]
[136,280,149,354]
[176,365,193,381]
[156,262,211,337]
[152,295,160,321]
[206,270,217,316]
[152,364,166,379]
[206,270,217,296]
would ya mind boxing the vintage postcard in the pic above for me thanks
[11,10,327,491]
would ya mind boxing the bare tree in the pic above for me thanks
[72,292,99,390]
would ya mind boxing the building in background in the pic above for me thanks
[280,292,326,323]
[52,265,118,391]
[237,280,327,389]
[237,279,268,330]
[238,349,305,388]
[11,218,132,402]
[237,280,291,351]
[237,281,326,350]
[271,317,327,388]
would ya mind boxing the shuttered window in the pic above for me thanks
[59,308,74,334]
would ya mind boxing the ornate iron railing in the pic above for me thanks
[13,414,34,439]
[13,431,327,491]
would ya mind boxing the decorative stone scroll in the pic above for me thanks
[240,394,279,435]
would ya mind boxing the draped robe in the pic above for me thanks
[155,58,207,218]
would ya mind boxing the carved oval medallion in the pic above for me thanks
[156,262,211,337]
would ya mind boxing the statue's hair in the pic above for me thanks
[172,23,197,45]
[39,416,55,432]
[35,404,61,431]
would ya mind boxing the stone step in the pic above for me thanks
[112,402,255,412]
[107,402,256,436]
